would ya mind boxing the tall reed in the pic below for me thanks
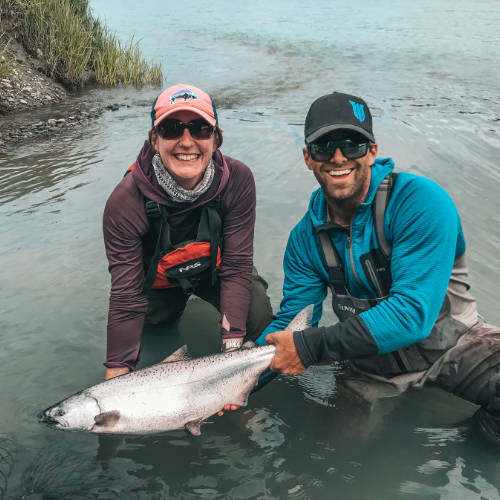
[0,0,162,88]
[95,31,162,87]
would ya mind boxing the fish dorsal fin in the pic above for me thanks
[162,345,191,363]
[185,418,203,436]
[94,410,120,428]
[286,304,314,331]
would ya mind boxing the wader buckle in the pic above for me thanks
[145,200,162,219]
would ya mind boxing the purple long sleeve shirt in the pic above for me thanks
[103,141,256,369]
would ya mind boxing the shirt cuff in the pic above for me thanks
[104,361,135,370]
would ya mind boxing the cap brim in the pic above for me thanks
[306,124,375,144]
[154,107,216,127]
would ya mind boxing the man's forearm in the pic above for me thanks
[293,315,378,366]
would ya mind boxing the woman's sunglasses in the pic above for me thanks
[308,138,371,162]
[156,119,215,140]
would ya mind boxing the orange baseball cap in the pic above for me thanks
[151,83,218,127]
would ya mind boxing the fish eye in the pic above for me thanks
[54,408,65,417]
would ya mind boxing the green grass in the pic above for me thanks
[95,31,163,87]
[0,0,162,88]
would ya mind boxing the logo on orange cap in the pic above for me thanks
[169,89,198,104]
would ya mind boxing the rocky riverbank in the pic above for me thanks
[0,21,124,150]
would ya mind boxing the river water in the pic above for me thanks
[1,0,499,498]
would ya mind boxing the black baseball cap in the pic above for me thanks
[304,92,375,144]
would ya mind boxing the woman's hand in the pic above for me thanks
[217,404,240,416]
[105,366,130,380]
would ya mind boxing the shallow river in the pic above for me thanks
[1,0,500,498]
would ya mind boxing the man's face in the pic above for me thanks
[303,130,377,207]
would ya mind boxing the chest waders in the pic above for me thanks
[141,197,222,295]
[317,173,470,375]
[316,173,416,374]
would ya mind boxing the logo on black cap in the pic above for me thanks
[349,101,366,122]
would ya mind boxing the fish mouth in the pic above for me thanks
[38,407,66,428]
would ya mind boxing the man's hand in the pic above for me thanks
[105,366,130,380]
[266,330,306,375]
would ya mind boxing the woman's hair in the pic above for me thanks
[149,124,224,149]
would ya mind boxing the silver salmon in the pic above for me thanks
[39,305,312,435]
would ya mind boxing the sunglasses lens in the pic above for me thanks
[340,141,369,159]
[157,120,182,139]
[189,119,214,139]
[309,139,369,161]
[309,144,331,162]
[157,119,214,140]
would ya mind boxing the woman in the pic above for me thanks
[103,83,273,381]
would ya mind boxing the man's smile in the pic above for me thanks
[327,168,353,177]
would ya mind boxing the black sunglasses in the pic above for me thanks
[156,119,215,140]
[308,138,371,162]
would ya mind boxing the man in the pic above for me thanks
[255,91,500,445]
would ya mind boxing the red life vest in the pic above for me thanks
[126,162,222,294]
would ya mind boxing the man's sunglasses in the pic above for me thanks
[156,119,215,140]
[307,138,371,161]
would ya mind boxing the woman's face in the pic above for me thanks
[152,110,217,190]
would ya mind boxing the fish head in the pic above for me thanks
[39,392,100,431]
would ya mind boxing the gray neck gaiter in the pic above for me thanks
[152,152,214,203]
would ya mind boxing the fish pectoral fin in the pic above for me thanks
[241,340,255,349]
[94,410,120,428]
[185,418,204,436]
[162,345,191,363]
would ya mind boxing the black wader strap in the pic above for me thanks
[373,173,413,373]
[316,226,348,295]
[197,197,222,286]
[142,200,167,294]
[373,173,397,260]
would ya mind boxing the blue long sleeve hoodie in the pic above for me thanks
[256,158,466,366]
